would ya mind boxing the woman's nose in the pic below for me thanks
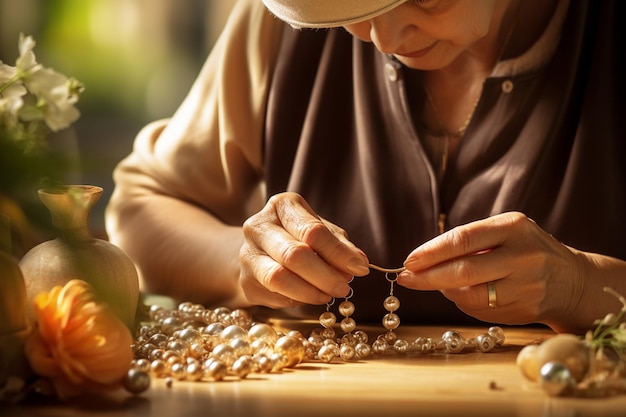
[369,9,417,54]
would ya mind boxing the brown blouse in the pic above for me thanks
[263,1,625,324]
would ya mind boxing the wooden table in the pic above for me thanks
[4,324,625,417]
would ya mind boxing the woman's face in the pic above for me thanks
[344,0,498,70]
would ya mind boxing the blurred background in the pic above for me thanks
[0,0,237,239]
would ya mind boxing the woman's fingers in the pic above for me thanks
[397,212,580,326]
[403,212,533,271]
[273,195,370,276]
[398,246,515,290]
[239,192,369,307]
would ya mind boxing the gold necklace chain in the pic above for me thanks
[424,87,479,138]
[422,0,520,138]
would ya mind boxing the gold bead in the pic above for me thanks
[186,362,204,381]
[338,300,355,317]
[340,317,356,333]
[248,323,278,344]
[232,355,253,379]
[150,359,167,377]
[220,325,248,342]
[274,335,306,368]
[319,311,337,329]
[204,359,228,381]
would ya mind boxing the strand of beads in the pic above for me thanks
[311,291,372,363]
[369,327,505,356]
[130,302,308,387]
[314,298,340,362]
[364,264,505,355]
[337,288,372,361]
[372,271,403,354]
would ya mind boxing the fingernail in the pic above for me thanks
[403,259,419,270]
[397,271,414,285]
[346,257,370,276]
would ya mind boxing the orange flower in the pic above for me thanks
[24,279,133,400]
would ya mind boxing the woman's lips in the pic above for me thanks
[396,41,438,58]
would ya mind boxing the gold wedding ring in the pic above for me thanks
[487,282,498,308]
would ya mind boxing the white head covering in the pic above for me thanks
[261,0,408,28]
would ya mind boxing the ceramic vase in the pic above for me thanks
[0,214,31,385]
[19,185,139,330]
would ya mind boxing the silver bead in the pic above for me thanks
[123,369,151,394]
[487,326,505,346]
[475,334,496,352]
[442,331,465,354]
[539,362,576,397]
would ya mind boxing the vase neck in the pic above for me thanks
[38,185,102,242]
[57,226,92,242]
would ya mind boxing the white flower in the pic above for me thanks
[24,67,81,131]
[0,33,83,133]
[16,33,40,74]
[0,62,16,85]
[0,82,26,125]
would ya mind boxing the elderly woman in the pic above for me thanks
[106,0,625,334]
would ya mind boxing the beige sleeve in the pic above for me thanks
[105,0,284,305]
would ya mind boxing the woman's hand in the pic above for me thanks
[239,192,370,308]
[398,212,591,331]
